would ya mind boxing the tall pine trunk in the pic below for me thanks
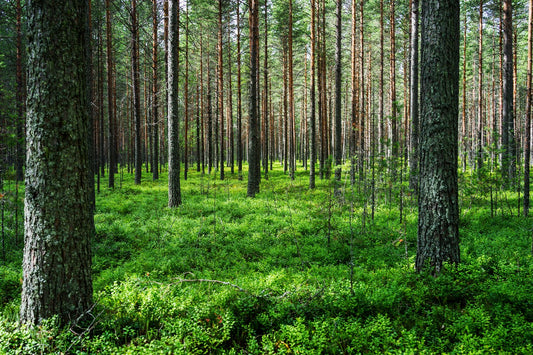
[218,0,225,181]
[409,0,419,192]
[132,0,142,185]
[152,0,159,180]
[334,0,342,188]
[247,0,261,197]
[524,0,533,216]
[106,0,116,188]
[309,0,317,189]
[21,0,93,325]
[502,0,516,185]
[168,0,181,207]
[416,0,460,274]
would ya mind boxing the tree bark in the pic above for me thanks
[218,0,225,181]
[168,0,181,207]
[21,0,93,325]
[132,0,142,185]
[390,0,398,175]
[184,3,190,180]
[263,1,269,180]
[409,0,419,192]
[379,0,385,157]
[247,0,261,197]
[152,0,159,180]
[15,0,24,182]
[416,0,460,274]
[106,0,116,188]
[477,0,484,171]
[502,0,516,185]
[288,0,296,180]
[237,1,243,180]
[309,0,317,189]
[524,0,533,216]
[334,0,342,188]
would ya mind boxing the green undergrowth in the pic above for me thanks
[1,164,533,353]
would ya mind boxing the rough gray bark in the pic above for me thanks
[168,0,181,207]
[21,0,93,325]
[416,0,460,274]
[247,0,261,197]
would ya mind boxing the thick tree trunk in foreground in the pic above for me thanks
[168,0,181,207]
[502,0,516,185]
[247,0,260,197]
[416,0,460,274]
[21,0,93,325]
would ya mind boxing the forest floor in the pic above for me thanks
[1,163,533,354]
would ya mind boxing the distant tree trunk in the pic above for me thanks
[477,0,484,171]
[132,0,142,185]
[237,1,243,180]
[283,49,288,174]
[106,0,116,188]
[462,13,468,172]
[218,0,225,181]
[207,52,214,174]
[152,0,159,180]
[247,0,261,197]
[168,0,181,207]
[98,22,105,188]
[227,19,234,175]
[350,0,358,184]
[502,0,516,185]
[196,74,202,172]
[15,0,24,182]
[524,0,533,216]
[184,4,189,180]
[263,1,269,180]
[309,0,317,189]
[288,0,296,180]
[409,0,419,192]
[379,0,385,157]
[358,0,365,179]
[416,0,460,274]
[21,0,93,325]
[317,0,327,179]
[390,0,398,173]
[303,53,309,170]
[334,0,342,188]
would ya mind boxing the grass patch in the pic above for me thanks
[1,163,532,353]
